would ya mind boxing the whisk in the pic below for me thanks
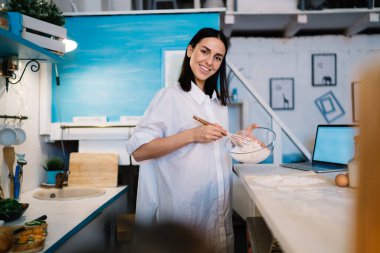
[193,115,255,149]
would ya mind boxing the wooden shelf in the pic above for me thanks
[222,8,380,37]
[0,28,63,62]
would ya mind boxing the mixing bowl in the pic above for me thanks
[226,127,276,164]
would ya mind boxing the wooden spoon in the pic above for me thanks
[3,147,15,199]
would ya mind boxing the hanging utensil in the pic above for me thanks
[3,146,15,199]
[15,154,27,200]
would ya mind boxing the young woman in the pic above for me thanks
[126,27,233,252]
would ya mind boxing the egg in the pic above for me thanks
[335,173,349,187]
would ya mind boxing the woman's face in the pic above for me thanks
[187,37,226,90]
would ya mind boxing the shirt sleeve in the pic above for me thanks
[126,87,177,154]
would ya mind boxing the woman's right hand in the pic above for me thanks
[192,124,226,143]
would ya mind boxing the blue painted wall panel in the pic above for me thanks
[52,13,220,122]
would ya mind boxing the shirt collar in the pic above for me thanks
[190,82,218,105]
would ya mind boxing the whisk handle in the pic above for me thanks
[193,115,227,137]
[193,115,212,126]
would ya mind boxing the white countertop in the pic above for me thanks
[5,186,127,252]
[234,164,356,253]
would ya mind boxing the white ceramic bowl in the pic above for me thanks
[0,127,17,146]
[227,127,276,164]
[14,127,26,145]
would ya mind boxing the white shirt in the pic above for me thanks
[126,82,233,252]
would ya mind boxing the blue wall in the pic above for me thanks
[52,13,220,122]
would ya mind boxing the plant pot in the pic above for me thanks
[46,170,62,185]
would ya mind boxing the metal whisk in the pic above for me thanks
[193,115,254,149]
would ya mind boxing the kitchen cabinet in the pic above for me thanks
[234,164,355,253]
[7,186,128,253]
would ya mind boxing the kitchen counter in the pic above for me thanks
[234,164,356,253]
[6,186,128,252]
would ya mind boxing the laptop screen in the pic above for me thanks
[313,125,359,165]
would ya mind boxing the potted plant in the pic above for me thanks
[7,0,65,26]
[43,157,64,185]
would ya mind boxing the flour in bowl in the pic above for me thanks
[230,139,271,163]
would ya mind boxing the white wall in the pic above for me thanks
[0,62,61,197]
[228,34,380,151]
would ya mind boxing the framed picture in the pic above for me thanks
[270,78,294,110]
[314,91,345,123]
[312,53,337,86]
[162,48,185,87]
[351,81,361,122]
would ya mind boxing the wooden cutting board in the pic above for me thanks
[68,152,118,187]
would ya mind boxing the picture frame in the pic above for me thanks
[351,81,361,122]
[270,78,294,110]
[162,48,185,87]
[314,91,345,123]
[312,53,337,86]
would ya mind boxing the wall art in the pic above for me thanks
[314,91,345,123]
[312,53,337,86]
[270,78,294,110]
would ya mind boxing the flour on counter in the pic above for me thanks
[249,174,329,190]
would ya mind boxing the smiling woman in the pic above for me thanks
[126,28,234,253]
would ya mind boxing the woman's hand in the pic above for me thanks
[238,123,266,148]
[193,124,227,143]
[237,123,258,138]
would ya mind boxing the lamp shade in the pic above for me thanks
[63,38,78,53]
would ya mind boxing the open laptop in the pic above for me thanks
[281,124,359,173]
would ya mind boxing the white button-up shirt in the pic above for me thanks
[126,82,233,252]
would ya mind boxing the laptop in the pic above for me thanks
[281,124,359,173]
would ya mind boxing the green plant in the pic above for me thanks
[7,0,65,26]
[43,157,64,171]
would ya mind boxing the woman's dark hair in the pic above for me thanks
[178,27,230,106]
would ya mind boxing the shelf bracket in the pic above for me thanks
[284,14,308,38]
[5,60,40,92]
[345,12,380,36]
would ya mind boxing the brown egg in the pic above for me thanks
[335,173,349,187]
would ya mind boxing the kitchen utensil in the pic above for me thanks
[3,147,15,199]
[15,154,27,200]
[13,166,19,200]
[0,127,16,146]
[193,115,254,149]
[68,153,118,187]
[13,127,26,145]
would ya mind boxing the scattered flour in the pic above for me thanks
[252,174,327,188]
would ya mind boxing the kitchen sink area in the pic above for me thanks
[33,186,106,200]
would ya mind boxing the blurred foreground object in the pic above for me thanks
[354,58,380,253]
